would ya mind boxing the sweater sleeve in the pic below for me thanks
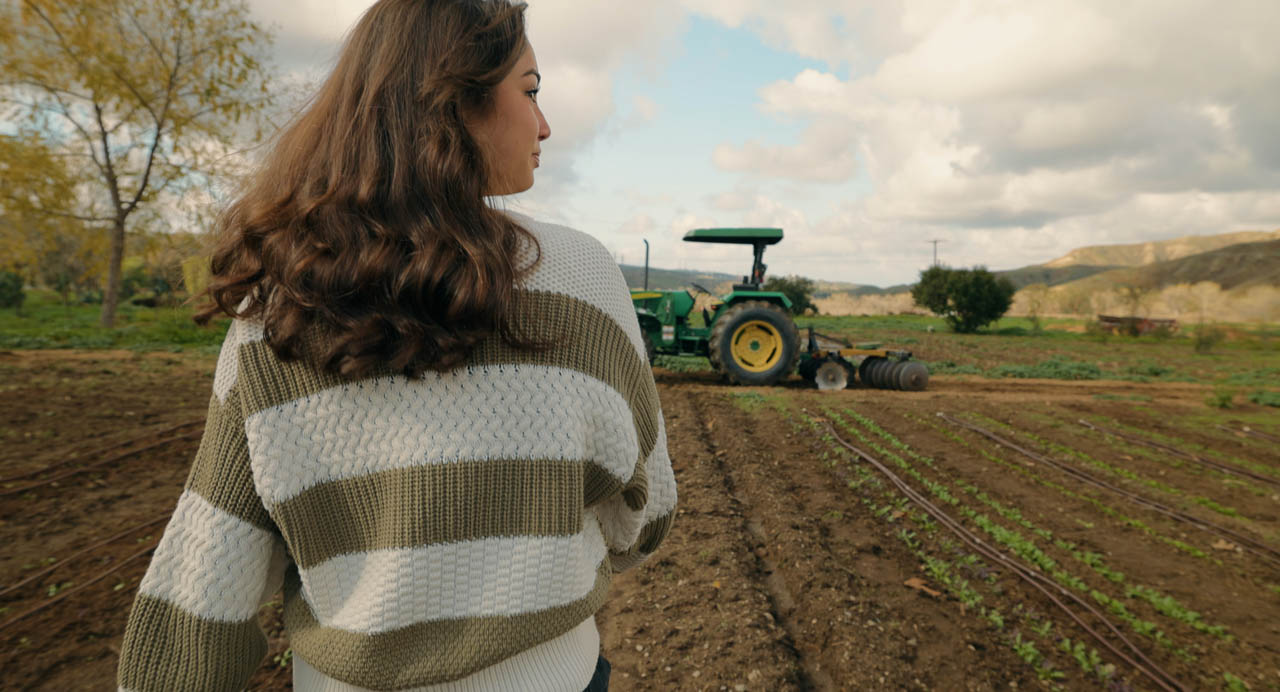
[587,253,678,572]
[117,320,288,692]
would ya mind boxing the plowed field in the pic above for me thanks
[3,349,1279,691]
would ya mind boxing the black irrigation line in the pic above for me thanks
[1079,420,1280,490]
[0,419,204,485]
[0,515,170,599]
[938,413,1280,568]
[820,420,1185,692]
[1215,424,1280,448]
[0,429,204,498]
[0,542,158,633]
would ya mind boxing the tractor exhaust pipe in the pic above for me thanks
[643,239,650,290]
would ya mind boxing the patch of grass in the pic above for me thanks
[990,357,1102,380]
[651,354,713,372]
[0,289,228,353]
[1248,390,1280,407]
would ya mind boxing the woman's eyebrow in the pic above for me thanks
[524,69,541,85]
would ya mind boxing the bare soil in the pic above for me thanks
[3,350,1279,691]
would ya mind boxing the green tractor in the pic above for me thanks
[631,227,929,391]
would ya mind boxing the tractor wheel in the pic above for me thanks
[641,332,656,364]
[708,300,801,386]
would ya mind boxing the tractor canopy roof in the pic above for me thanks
[683,227,783,245]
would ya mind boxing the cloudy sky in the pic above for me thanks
[250,0,1280,287]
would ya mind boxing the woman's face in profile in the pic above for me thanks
[469,40,551,196]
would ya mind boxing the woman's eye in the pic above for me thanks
[526,88,539,103]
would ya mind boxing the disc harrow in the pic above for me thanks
[799,328,930,391]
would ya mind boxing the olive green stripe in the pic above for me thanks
[281,560,612,688]
[117,592,265,692]
[233,290,660,464]
[184,390,274,533]
[584,460,626,509]
[279,459,589,569]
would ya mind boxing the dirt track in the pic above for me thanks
[3,350,1280,690]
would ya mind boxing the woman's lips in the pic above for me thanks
[533,153,540,167]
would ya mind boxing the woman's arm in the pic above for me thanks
[117,321,287,692]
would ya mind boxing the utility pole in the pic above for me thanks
[927,239,944,266]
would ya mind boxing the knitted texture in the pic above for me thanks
[116,214,676,692]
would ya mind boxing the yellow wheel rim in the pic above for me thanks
[730,320,782,372]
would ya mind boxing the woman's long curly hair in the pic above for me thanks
[195,0,540,379]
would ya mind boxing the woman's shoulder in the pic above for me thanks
[506,211,610,261]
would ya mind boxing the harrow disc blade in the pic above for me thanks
[857,356,878,385]
[897,361,930,391]
[815,361,849,390]
[886,361,908,390]
[872,358,893,389]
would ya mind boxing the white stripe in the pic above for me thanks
[644,413,678,520]
[138,489,279,623]
[246,365,639,507]
[298,518,607,634]
[507,212,647,360]
[213,318,264,403]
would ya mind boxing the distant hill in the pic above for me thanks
[1059,239,1280,293]
[1043,230,1280,268]
[620,230,1280,298]
[618,264,737,291]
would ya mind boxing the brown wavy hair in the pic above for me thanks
[195,0,541,379]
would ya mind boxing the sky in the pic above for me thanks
[248,0,1280,288]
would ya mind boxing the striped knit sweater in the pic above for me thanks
[116,214,677,692]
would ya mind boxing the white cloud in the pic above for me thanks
[617,213,659,236]
[704,0,1280,278]
[712,120,857,182]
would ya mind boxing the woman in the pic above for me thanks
[115,1,675,690]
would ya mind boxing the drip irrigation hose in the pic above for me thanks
[821,420,1186,692]
[1215,425,1280,446]
[0,429,203,498]
[1079,420,1280,490]
[0,419,204,485]
[0,515,169,598]
[0,541,158,633]
[941,414,1280,567]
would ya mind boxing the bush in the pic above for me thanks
[763,275,817,316]
[1206,388,1236,409]
[1192,323,1225,353]
[911,265,1016,334]
[0,271,25,314]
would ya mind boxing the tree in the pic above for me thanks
[764,274,817,316]
[0,0,275,327]
[1019,283,1050,333]
[911,265,1016,333]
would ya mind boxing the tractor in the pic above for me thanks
[631,227,929,391]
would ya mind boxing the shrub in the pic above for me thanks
[1192,323,1225,353]
[0,271,25,315]
[911,265,1016,334]
[1206,388,1236,409]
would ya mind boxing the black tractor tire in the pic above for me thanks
[708,300,801,386]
